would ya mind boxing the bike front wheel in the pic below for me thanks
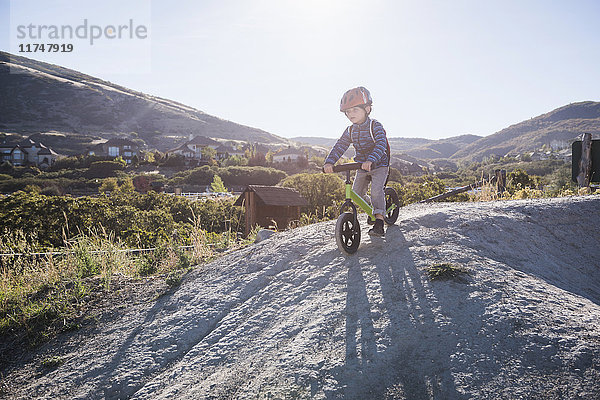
[335,212,361,254]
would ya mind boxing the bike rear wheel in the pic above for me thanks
[335,212,361,254]
[384,187,400,225]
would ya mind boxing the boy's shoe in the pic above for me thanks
[368,219,385,237]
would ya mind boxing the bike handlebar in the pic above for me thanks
[322,162,365,173]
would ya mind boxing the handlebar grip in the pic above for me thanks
[332,162,364,173]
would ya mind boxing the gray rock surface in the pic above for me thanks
[4,196,600,399]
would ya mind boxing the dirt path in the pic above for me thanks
[2,196,600,399]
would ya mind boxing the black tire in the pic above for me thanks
[335,212,361,254]
[384,187,400,225]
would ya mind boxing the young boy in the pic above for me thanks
[323,86,390,237]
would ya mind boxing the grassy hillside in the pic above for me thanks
[0,52,288,151]
[452,101,600,161]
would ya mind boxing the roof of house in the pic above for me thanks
[19,138,38,148]
[234,185,309,207]
[187,136,220,146]
[105,138,138,147]
[215,144,235,152]
[166,143,195,154]
[0,136,58,156]
[37,146,59,155]
[10,145,28,154]
[274,147,304,157]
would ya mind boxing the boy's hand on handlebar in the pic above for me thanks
[362,161,372,172]
[323,163,334,173]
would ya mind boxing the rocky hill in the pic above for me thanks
[0,52,289,152]
[451,102,600,161]
[2,195,599,399]
[396,134,482,159]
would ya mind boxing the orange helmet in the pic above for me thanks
[340,86,372,112]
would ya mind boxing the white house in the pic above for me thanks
[273,147,305,163]
[166,136,221,160]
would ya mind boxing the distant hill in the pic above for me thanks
[295,102,600,163]
[0,52,289,153]
[451,101,600,161]
[293,134,482,160]
[399,134,482,159]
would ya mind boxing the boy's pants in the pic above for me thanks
[352,166,389,217]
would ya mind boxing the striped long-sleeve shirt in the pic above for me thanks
[324,117,389,168]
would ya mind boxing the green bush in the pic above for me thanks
[281,173,344,217]
[0,191,244,249]
[171,165,287,187]
[85,161,126,178]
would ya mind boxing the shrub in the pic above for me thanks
[281,173,344,218]
[85,161,126,178]
[0,191,244,249]
[426,263,469,281]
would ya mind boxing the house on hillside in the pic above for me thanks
[215,144,245,160]
[273,147,305,163]
[234,185,309,236]
[0,137,60,167]
[165,135,223,164]
[88,138,140,164]
[185,135,220,153]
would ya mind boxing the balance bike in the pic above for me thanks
[331,162,400,254]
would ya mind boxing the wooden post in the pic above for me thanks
[577,133,592,188]
[244,191,256,237]
[495,169,506,194]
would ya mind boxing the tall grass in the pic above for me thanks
[467,172,580,202]
[0,215,246,347]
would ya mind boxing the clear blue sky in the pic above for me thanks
[1,0,599,140]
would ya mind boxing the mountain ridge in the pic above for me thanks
[451,101,600,161]
[0,52,289,152]
[2,52,599,161]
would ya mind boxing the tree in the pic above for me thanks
[201,146,217,162]
[161,154,186,167]
[117,177,135,193]
[210,175,228,193]
[133,175,153,193]
[508,169,538,190]
[86,161,126,178]
[281,173,345,217]
[222,155,248,167]
[296,155,309,169]
[99,177,118,193]
[248,152,266,167]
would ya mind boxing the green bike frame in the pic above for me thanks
[345,182,375,221]
[339,164,397,222]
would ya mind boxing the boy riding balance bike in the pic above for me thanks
[323,87,400,254]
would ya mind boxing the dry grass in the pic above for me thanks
[0,218,218,347]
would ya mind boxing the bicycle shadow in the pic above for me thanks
[328,226,475,400]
